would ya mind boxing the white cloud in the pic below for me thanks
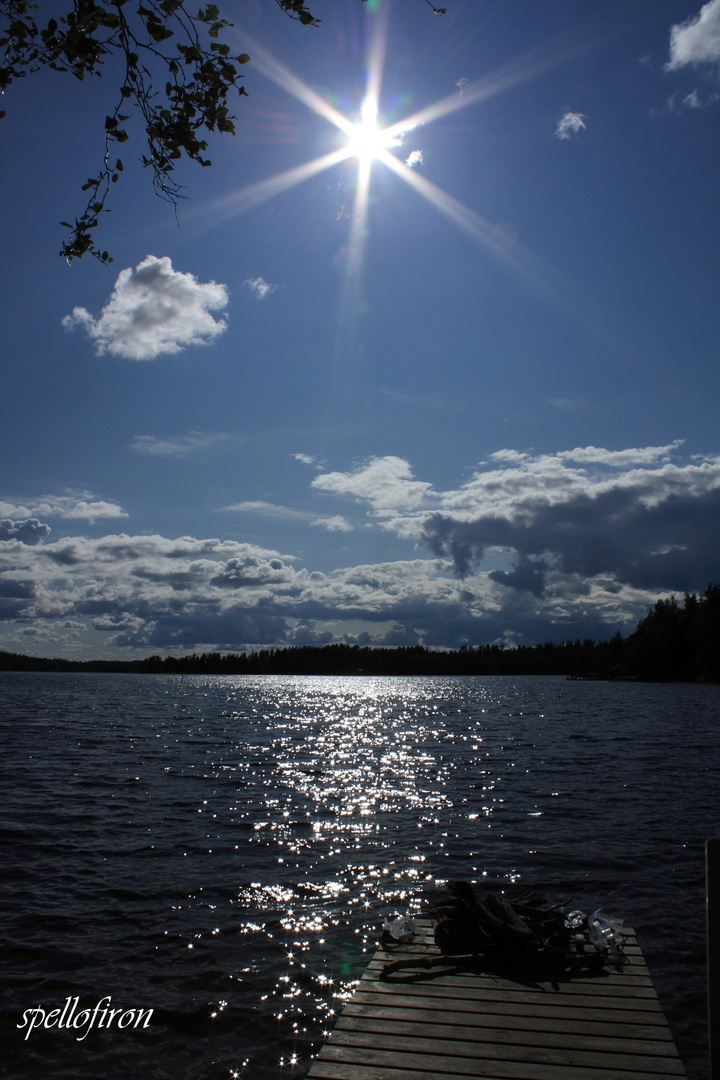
[130,431,231,457]
[659,88,720,113]
[62,255,228,360]
[456,77,469,97]
[311,515,352,532]
[312,456,437,524]
[386,122,419,151]
[244,276,278,300]
[61,500,129,523]
[223,500,352,533]
[557,441,683,467]
[405,149,424,168]
[555,111,586,139]
[294,453,319,466]
[2,445,719,656]
[418,446,720,588]
[223,500,310,520]
[305,445,720,597]
[0,531,303,651]
[0,492,127,523]
[667,0,720,68]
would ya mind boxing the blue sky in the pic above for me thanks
[1,0,719,658]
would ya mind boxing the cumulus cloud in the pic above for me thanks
[417,445,720,592]
[305,445,720,605]
[0,493,127,523]
[130,431,231,457]
[312,456,437,522]
[667,0,720,68]
[405,150,424,168]
[1,445,719,656]
[0,528,324,653]
[211,554,295,589]
[0,518,50,545]
[556,442,682,467]
[62,255,228,360]
[555,111,586,139]
[244,275,278,300]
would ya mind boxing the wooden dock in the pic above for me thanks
[308,919,686,1080]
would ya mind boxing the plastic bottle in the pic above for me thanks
[588,909,623,954]
[564,909,586,931]
[382,916,417,942]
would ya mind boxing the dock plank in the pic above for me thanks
[307,922,686,1079]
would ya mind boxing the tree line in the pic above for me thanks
[1,584,718,680]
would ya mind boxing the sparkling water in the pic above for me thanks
[2,672,718,1078]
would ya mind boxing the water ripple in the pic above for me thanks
[2,672,717,1079]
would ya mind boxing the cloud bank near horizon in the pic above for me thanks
[1,443,718,657]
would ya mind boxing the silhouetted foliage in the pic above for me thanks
[0,1,254,261]
[626,583,720,682]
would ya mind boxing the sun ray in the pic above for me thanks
[211,6,605,333]
[382,31,594,144]
[211,1,619,248]
[217,16,549,238]
[210,147,353,221]
[209,9,629,448]
[244,37,356,138]
[378,149,608,346]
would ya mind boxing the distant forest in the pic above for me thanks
[1,585,718,682]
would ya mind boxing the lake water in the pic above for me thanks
[2,672,718,1079]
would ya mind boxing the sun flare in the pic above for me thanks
[218,26,553,297]
[347,97,390,166]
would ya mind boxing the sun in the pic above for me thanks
[218,28,550,292]
[346,97,391,167]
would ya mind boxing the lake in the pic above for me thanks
[2,672,718,1079]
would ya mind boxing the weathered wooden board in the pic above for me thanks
[307,919,686,1079]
